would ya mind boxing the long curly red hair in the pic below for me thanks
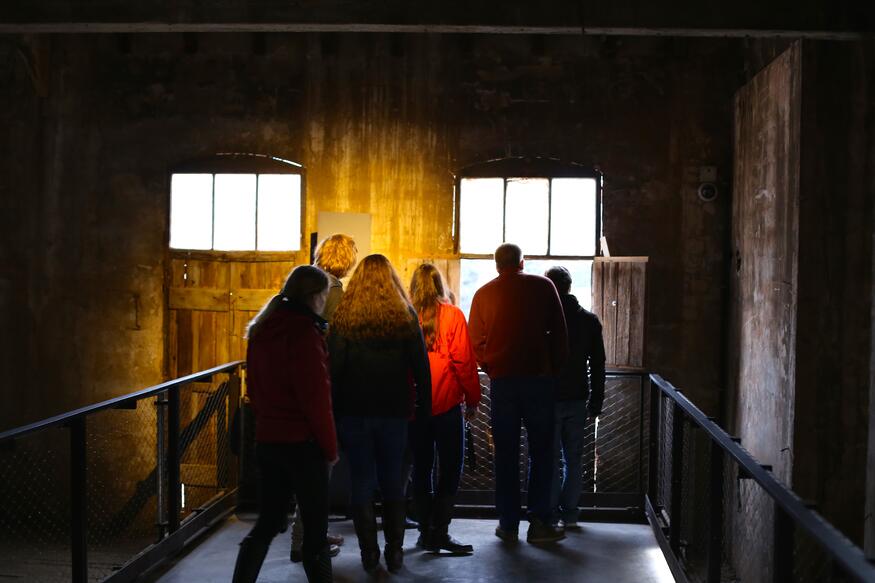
[332,254,414,340]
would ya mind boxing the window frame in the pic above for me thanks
[453,157,603,260]
[168,153,306,261]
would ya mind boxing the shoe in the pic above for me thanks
[404,517,420,530]
[431,495,472,554]
[494,526,519,542]
[526,515,566,544]
[302,548,334,583]
[416,530,434,550]
[351,504,381,573]
[290,544,340,563]
[382,499,407,573]
[327,532,345,546]
[562,520,581,530]
[431,533,473,555]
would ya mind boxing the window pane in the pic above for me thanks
[506,178,549,255]
[524,259,594,311]
[459,259,499,319]
[214,174,256,251]
[550,178,597,256]
[257,174,301,251]
[459,178,504,254]
[170,174,213,250]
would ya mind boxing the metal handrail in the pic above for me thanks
[650,373,875,582]
[0,360,245,443]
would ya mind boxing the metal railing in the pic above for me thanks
[0,361,244,583]
[458,369,648,515]
[648,374,875,583]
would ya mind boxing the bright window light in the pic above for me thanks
[505,178,549,255]
[257,174,301,251]
[214,174,256,251]
[170,174,213,250]
[551,178,597,255]
[459,178,504,254]
[524,259,593,310]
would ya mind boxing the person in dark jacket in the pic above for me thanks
[468,243,568,545]
[544,266,606,530]
[408,263,481,555]
[232,265,337,583]
[330,254,432,573]
[288,233,358,563]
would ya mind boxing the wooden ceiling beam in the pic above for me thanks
[0,23,865,40]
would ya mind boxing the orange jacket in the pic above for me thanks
[425,303,482,416]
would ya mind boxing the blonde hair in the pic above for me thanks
[246,265,329,339]
[313,234,358,278]
[332,254,414,340]
[409,263,449,351]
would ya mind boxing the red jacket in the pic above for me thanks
[246,302,338,462]
[425,303,482,416]
[468,268,569,379]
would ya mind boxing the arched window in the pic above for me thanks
[454,157,602,314]
[169,153,304,252]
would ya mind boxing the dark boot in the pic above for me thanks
[302,548,334,583]
[382,499,407,573]
[431,495,473,555]
[232,536,271,583]
[413,493,435,550]
[351,504,381,573]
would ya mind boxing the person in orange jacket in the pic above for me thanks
[408,263,481,554]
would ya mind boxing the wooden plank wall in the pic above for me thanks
[592,257,647,368]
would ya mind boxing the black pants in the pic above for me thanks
[411,405,464,500]
[247,441,329,562]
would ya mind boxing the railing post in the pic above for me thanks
[637,374,646,498]
[648,376,659,502]
[773,504,795,583]
[167,386,181,532]
[70,417,87,583]
[670,403,685,554]
[708,440,725,583]
[156,393,168,539]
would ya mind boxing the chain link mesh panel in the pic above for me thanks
[85,402,160,581]
[177,379,235,523]
[0,429,72,582]
[459,373,644,500]
[0,367,241,583]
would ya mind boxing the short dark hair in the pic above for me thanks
[495,243,523,269]
[544,266,572,294]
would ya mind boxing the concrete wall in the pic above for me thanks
[0,32,736,431]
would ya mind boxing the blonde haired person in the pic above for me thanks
[330,254,431,574]
[232,266,336,583]
[408,264,480,555]
[288,234,357,563]
[313,234,357,322]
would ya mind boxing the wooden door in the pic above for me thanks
[167,255,297,500]
[592,257,647,368]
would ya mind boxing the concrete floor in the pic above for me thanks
[149,515,675,583]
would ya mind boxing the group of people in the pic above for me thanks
[231,237,606,583]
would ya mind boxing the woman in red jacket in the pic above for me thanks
[408,263,481,554]
[232,265,337,583]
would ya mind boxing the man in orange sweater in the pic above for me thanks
[468,243,568,544]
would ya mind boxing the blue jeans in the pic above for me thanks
[551,400,588,523]
[490,377,556,529]
[410,404,465,499]
[338,416,408,506]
